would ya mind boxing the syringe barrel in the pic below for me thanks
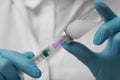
[20,49,49,80]
[20,46,55,80]
[32,53,46,64]
[20,53,46,80]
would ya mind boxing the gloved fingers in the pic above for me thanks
[0,50,41,78]
[0,58,20,80]
[93,17,120,45]
[23,52,35,59]
[94,0,117,22]
[62,41,98,67]
[108,32,120,55]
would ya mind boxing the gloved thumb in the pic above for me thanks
[62,41,98,67]
[23,52,35,59]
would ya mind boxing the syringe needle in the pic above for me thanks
[52,38,64,49]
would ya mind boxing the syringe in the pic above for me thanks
[32,38,64,64]
[20,38,64,80]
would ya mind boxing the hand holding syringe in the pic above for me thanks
[20,39,64,80]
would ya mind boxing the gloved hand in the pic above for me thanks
[0,49,41,80]
[62,0,120,80]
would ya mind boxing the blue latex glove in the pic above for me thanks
[0,49,41,80]
[62,0,120,80]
